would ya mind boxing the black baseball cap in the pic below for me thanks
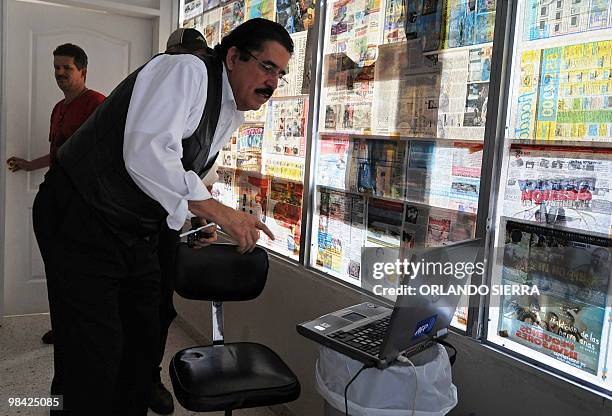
[166,28,208,51]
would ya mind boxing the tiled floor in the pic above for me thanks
[0,314,275,416]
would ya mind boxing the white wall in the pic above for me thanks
[175,254,612,416]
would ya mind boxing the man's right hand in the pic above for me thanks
[6,157,32,172]
[188,199,274,254]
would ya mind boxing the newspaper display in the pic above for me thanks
[502,144,612,236]
[315,188,366,282]
[264,98,308,157]
[184,0,204,20]
[212,167,238,209]
[204,0,221,11]
[442,0,496,49]
[372,41,491,141]
[246,0,275,20]
[260,178,303,259]
[510,40,612,143]
[275,31,308,97]
[221,1,245,36]
[523,0,611,41]
[276,0,316,34]
[498,220,612,376]
[382,0,406,43]
[317,134,351,190]
[201,8,222,47]
[346,138,408,200]
[236,125,264,172]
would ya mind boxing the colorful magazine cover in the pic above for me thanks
[276,0,316,33]
[246,0,275,20]
[221,1,245,37]
[498,220,612,375]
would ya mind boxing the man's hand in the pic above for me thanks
[188,199,274,254]
[6,157,32,172]
[189,223,218,249]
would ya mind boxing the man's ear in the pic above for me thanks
[81,67,88,81]
[225,46,239,71]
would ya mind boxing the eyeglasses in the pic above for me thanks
[244,50,289,86]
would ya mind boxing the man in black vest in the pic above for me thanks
[33,18,292,415]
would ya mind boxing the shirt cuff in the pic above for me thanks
[165,171,212,230]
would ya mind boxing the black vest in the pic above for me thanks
[57,53,223,246]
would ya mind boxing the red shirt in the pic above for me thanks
[49,89,105,166]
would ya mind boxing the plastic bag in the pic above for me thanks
[315,344,457,416]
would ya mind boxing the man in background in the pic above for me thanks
[6,44,104,348]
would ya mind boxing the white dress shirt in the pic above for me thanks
[124,54,244,230]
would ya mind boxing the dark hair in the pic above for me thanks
[216,18,293,62]
[53,43,88,70]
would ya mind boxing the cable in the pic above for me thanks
[343,364,372,416]
[397,354,418,416]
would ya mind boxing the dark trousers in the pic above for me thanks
[154,225,180,381]
[33,168,161,416]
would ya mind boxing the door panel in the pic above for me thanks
[4,0,152,315]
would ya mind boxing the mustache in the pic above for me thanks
[255,87,274,96]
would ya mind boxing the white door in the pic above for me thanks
[3,0,153,315]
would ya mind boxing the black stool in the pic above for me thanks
[169,243,300,415]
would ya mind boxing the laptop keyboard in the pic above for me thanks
[328,315,390,357]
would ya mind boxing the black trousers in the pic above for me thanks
[33,168,161,416]
[154,225,179,381]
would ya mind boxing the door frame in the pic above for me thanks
[0,0,178,321]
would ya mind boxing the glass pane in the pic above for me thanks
[311,0,498,331]
[487,0,612,393]
[180,0,317,260]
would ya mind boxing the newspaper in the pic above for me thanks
[212,167,237,209]
[263,154,305,182]
[219,133,238,168]
[510,40,612,143]
[236,170,269,221]
[221,1,245,37]
[200,8,222,47]
[382,0,406,44]
[274,31,308,97]
[315,188,366,282]
[442,0,496,48]
[246,0,275,20]
[259,178,303,259]
[276,0,316,34]
[498,220,611,375]
[523,0,612,41]
[184,0,204,21]
[366,197,404,247]
[244,102,268,123]
[503,144,612,235]
[236,124,264,173]
[346,137,407,200]
[404,0,444,51]
[372,42,491,141]
[263,97,308,157]
[317,134,351,190]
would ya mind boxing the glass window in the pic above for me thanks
[309,0,497,331]
[487,0,612,394]
[180,0,317,261]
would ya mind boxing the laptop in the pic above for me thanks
[297,239,483,369]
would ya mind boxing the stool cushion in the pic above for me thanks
[170,342,300,412]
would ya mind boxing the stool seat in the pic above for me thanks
[170,342,300,412]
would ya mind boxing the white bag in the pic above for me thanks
[315,344,457,416]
